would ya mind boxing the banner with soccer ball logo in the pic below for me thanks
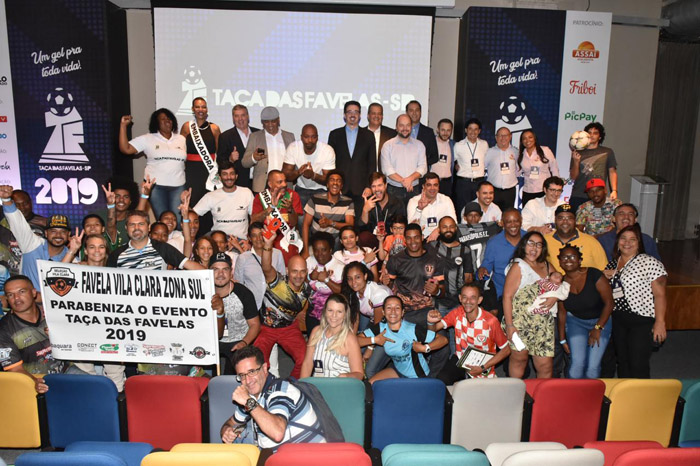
[461,8,611,204]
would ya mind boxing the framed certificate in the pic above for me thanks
[456,347,494,374]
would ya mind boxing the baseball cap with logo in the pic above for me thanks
[555,204,574,217]
[210,252,232,267]
[47,214,70,231]
[585,178,606,192]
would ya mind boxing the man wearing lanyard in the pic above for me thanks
[453,118,488,219]
[484,127,519,212]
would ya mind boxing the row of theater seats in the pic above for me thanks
[10,440,700,465]
[1,373,700,457]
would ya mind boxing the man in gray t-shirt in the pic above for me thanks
[569,122,618,212]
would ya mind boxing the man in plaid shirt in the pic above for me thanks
[427,283,510,384]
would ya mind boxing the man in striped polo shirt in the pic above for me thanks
[301,170,355,255]
[107,210,204,271]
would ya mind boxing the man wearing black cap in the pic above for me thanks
[242,106,295,193]
[545,204,607,275]
[0,185,69,289]
[211,252,260,375]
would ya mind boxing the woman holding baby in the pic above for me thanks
[557,243,614,379]
[502,231,560,379]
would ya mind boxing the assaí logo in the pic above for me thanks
[178,65,207,116]
[572,41,600,63]
[40,87,89,164]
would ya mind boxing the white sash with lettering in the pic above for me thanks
[190,120,222,191]
[259,189,303,252]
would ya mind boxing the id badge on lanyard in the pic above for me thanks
[611,274,624,300]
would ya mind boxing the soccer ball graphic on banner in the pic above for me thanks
[499,96,527,124]
[184,65,202,85]
[46,88,75,116]
[569,131,591,151]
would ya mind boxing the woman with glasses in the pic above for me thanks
[502,231,561,378]
[557,244,613,378]
[300,294,364,380]
[517,129,559,207]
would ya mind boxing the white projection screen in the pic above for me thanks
[153,6,433,140]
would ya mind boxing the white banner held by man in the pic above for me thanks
[37,260,219,366]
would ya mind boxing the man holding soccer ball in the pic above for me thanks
[568,122,618,213]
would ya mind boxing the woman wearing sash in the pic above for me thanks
[180,97,220,235]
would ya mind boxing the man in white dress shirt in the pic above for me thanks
[407,172,457,241]
[381,114,427,204]
[453,118,488,217]
[521,176,565,235]
[484,127,519,211]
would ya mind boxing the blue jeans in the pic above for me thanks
[150,184,186,219]
[565,312,612,379]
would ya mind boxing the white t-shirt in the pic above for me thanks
[407,193,458,237]
[192,187,254,238]
[306,256,344,289]
[357,281,392,318]
[283,141,336,190]
[129,132,187,186]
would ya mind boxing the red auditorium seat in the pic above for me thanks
[266,442,371,465]
[525,379,606,447]
[124,375,209,450]
[612,447,700,465]
[583,441,663,466]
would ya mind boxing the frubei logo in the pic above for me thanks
[40,88,89,164]
[178,65,207,116]
[45,267,76,296]
[572,41,600,62]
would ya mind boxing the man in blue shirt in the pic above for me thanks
[597,203,661,261]
[0,185,69,289]
[477,208,525,318]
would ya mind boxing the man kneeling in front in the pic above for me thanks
[221,345,326,450]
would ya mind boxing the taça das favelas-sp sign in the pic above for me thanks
[37,260,218,366]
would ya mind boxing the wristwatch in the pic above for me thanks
[594,324,604,330]
[424,344,431,354]
[244,397,259,413]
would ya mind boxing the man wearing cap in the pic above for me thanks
[0,185,69,289]
[211,252,260,375]
[575,178,622,237]
[242,106,295,193]
[282,124,336,210]
[521,176,566,235]
[545,204,608,275]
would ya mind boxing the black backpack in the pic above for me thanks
[287,377,345,443]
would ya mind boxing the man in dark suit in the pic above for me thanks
[328,100,376,213]
[366,102,397,173]
[406,100,438,166]
[217,104,259,189]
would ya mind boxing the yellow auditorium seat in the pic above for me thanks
[604,379,682,446]
[141,451,251,466]
[0,372,42,448]
[599,378,626,397]
[171,443,260,465]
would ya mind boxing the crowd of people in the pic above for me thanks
[0,98,668,450]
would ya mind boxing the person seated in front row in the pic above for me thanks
[427,283,510,385]
[358,296,447,383]
[221,346,327,450]
[300,294,364,380]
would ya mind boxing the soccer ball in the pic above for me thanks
[46,88,74,116]
[184,66,202,85]
[499,96,527,124]
[569,131,591,151]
